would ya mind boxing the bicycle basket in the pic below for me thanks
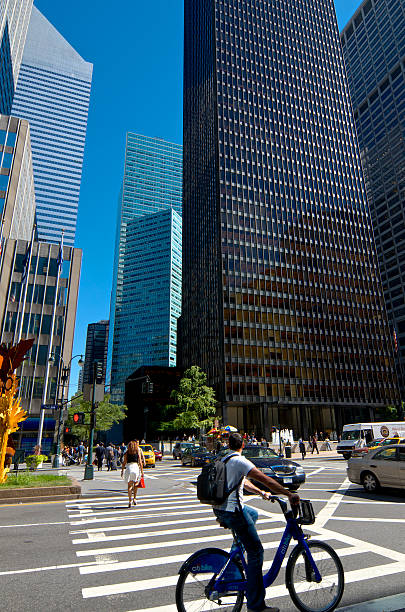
[298,499,315,525]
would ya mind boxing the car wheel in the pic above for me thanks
[343,452,351,460]
[362,471,380,493]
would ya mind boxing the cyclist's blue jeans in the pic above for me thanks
[214,505,265,611]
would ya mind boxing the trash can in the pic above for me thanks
[285,446,292,459]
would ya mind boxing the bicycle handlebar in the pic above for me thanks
[268,495,299,518]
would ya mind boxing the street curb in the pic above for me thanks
[0,476,81,505]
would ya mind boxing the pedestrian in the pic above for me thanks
[298,438,306,460]
[105,442,114,470]
[311,434,319,455]
[121,439,145,507]
[4,436,16,470]
[78,441,85,464]
[95,443,105,471]
[324,436,332,451]
[261,437,268,448]
[112,444,119,470]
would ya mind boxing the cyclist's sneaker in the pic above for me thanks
[247,606,280,612]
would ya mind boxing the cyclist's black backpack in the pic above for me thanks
[197,452,240,505]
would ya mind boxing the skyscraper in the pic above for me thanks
[341,0,405,396]
[83,320,109,385]
[181,0,398,437]
[0,0,33,113]
[11,6,93,247]
[108,134,182,403]
[110,208,182,404]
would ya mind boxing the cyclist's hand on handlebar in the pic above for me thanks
[287,492,300,506]
[262,491,273,501]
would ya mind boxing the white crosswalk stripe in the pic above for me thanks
[62,478,405,611]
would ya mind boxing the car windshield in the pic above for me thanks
[140,445,153,451]
[242,447,279,459]
[368,439,383,447]
[342,430,361,441]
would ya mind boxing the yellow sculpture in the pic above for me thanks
[0,339,34,484]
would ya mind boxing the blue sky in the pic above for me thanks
[34,0,362,391]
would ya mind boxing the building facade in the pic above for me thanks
[11,6,93,247]
[83,320,109,385]
[181,0,399,437]
[0,114,35,241]
[0,0,33,114]
[110,208,182,404]
[108,134,182,403]
[341,0,405,397]
[0,238,82,452]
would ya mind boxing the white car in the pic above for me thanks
[347,444,405,492]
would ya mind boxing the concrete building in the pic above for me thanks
[180,0,398,438]
[108,134,182,404]
[0,114,35,241]
[341,0,405,398]
[0,0,33,113]
[0,238,82,452]
[11,6,93,247]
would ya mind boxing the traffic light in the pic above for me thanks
[65,426,71,434]
[95,361,104,384]
[73,412,85,425]
[142,380,154,394]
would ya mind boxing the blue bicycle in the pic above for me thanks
[176,497,344,612]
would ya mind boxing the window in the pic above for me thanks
[373,448,397,461]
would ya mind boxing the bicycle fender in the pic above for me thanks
[178,547,230,575]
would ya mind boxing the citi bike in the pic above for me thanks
[176,496,344,612]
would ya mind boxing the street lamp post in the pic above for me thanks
[84,360,101,480]
[52,353,84,468]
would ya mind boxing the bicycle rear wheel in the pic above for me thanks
[286,540,344,612]
[176,547,245,612]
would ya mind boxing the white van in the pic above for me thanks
[337,422,405,459]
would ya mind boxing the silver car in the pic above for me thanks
[347,444,405,492]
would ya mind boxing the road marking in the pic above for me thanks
[329,516,405,523]
[316,477,350,528]
[67,491,195,505]
[68,501,203,519]
[338,592,405,611]
[69,508,213,526]
[0,520,70,529]
[75,526,285,557]
[0,561,104,576]
[70,515,225,534]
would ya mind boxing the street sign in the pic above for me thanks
[41,404,58,410]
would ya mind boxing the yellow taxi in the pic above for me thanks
[140,444,156,468]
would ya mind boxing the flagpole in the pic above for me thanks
[37,231,64,450]
[16,223,35,344]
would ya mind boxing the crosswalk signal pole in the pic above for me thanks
[84,361,97,480]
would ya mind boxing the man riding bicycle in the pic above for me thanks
[213,432,300,612]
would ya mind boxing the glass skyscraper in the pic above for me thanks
[83,320,109,385]
[11,6,93,247]
[181,0,398,437]
[0,0,33,114]
[108,134,182,404]
[341,0,405,396]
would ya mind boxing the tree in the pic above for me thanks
[67,393,127,439]
[169,366,217,431]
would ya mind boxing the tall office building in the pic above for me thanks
[0,238,82,452]
[83,320,109,385]
[110,208,182,404]
[11,6,93,247]
[0,114,35,241]
[341,0,405,396]
[0,0,33,113]
[108,134,182,403]
[181,0,398,437]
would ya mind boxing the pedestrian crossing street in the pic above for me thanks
[65,462,405,611]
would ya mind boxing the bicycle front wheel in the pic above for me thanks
[176,547,245,612]
[286,540,344,612]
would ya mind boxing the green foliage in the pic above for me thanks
[1,471,71,488]
[376,404,400,422]
[25,455,48,470]
[67,393,127,439]
[169,366,217,431]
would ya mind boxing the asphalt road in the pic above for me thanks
[1,455,405,611]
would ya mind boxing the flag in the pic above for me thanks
[57,231,64,275]
[21,241,31,284]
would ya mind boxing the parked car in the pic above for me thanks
[139,444,156,468]
[347,444,405,492]
[181,445,212,467]
[217,445,305,491]
[153,449,163,461]
[173,442,198,460]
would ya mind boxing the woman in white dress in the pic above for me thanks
[121,440,145,507]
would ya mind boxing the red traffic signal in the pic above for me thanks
[73,412,85,424]
[65,426,70,434]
